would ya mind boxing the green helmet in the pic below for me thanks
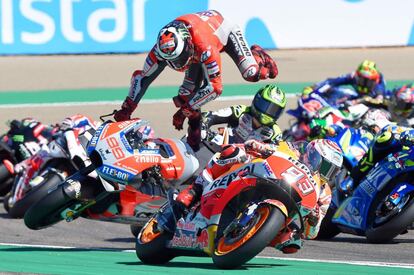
[251,84,287,126]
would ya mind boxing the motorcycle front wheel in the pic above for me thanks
[366,177,414,243]
[0,164,13,196]
[24,183,75,230]
[212,203,285,269]
[135,217,175,264]
[315,207,340,239]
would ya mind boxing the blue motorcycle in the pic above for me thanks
[284,86,360,141]
[318,131,414,243]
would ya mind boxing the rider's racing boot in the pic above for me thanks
[271,224,303,254]
[156,185,202,233]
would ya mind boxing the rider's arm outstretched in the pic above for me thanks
[313,73,354,93]
[114,47,167,121]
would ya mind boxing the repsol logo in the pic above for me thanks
[208,164,255,191]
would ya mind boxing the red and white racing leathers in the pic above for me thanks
[126,10,277,112]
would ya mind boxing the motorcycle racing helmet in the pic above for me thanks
[155,21,194,71]
[251,84,287,127]
[301,139,343,184]
[389,83,414,118]
[355,60,381,95]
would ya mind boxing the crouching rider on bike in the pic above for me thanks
[201,84,286,143]
[171,139,342,254]
[343,124,414,193]
[160,84,343,254]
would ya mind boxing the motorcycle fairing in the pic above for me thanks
[97,164,136,184]
[329,128,373,167]
[87,123,105,155]
[332,149,414,231]
[163,147,318,255]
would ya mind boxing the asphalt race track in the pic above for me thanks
[0,48,414,273]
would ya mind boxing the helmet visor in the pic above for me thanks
[302,146,341,182]
[356,76,377,93]
[166,42,193,70]
[253,92,284,120]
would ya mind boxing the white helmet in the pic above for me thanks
[155,21,194,70]
[301,139,343,183]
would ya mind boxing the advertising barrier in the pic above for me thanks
[0,0,413,55]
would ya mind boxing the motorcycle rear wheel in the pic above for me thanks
[135,218,175,264]
[212,203,285,269]
[9,171,64,218]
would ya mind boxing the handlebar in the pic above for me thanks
[99,110,116,122]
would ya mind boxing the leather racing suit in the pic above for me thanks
[114,10,278,140]
[202,104,283,144]
[14,114,99,186]
[310,72,388,107]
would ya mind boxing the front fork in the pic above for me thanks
[226,199,289,235]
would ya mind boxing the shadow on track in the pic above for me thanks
[317,235,414,244]
[0,212,10,219]
[117,260,288,270]
[105,237,135,243]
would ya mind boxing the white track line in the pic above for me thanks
[0,94,298,109]
[257,255,414,269]
[1,242,413,269]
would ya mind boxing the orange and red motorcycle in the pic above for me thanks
[136,141,325,269]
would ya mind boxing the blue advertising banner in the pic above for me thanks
[0,0,413,55]
[0,0,208,54]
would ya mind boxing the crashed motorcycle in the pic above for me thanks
[24,119,201,231]
[136,141,326,269]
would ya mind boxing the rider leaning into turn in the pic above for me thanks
[387,83,414,127]
[201,84,285,144]
[113,10,278,150]
[170,85,340,254]
[343,123,414,193]
[305,60,388,106]
[14,114,99,175]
